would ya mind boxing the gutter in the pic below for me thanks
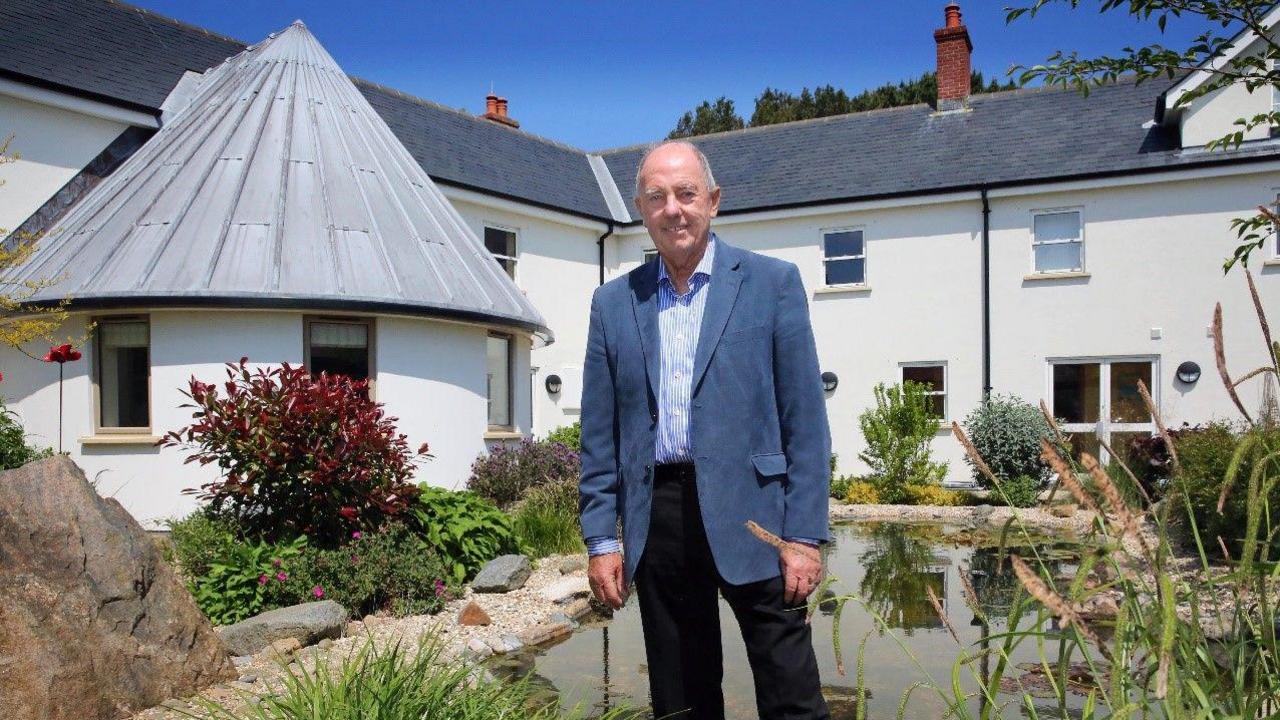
[597,221,614,286]
[980,188,992,399]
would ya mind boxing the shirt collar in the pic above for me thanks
[657,234,717,287]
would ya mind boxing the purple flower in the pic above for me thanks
[272,558,282,568]
[312,586,325,599]
[351,531,363,540]
[350,554,359,563]
[276,571,288,582]
[258,574,269,585]
[433,579,446,597]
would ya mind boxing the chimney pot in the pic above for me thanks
[485,93,498,115]
[933,2,972,111]
[496,97,508,118]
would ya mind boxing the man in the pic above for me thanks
[579,140,832,720]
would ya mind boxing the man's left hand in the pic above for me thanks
[780,543,823,606]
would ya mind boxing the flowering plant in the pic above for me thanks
[41,342,81,452]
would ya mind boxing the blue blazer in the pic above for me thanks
[579,239,831,586]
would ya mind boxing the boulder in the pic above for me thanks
[216,600,348,656]
[558,555,588,575]
[0,456,236,720]
[457,601,492,626]
[471,555,532,593]
[539,576,589,603]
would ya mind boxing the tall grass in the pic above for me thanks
[183,633,632,720]
[512,479,586,559]
[803,269,1280,719]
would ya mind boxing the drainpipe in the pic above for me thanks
[981,188,992,398]
[597,221,614,286]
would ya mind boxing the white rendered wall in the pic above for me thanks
[447,194,603,438]
[0,94,131,231]
[0,309,520,529]
[1179,32,1278,148]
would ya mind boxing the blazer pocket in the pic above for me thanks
[722,325,767,345]
[750,452,788,478]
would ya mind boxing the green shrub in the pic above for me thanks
[989,474,1041,508]
[164,510,239,579]
[903,484,965,506]
[545,422,581,451]
[161,359,428,547]
[1169,421,1280,555]
[961,393,1055,488]
[467,438,579,508]
[186,528,307,626]
[513,478,585,558]
[842,480,880,504]
[829,474,856,500]
[857,382,947,503]
[270,524,451,617]
[0,403,52,470]
[407,486,519,584]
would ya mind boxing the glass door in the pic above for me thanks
[1050,358,1156,466]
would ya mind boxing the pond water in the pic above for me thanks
[494,521,1091,720]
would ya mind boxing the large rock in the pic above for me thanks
[0,456,236,720]
[471,554,532,593]
[216,600,348,656]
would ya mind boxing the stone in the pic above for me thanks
[471,554,532,593]
[266,637,302,660]
[231,655,254,668]
[466,638,493,658]
[1050,503,1078,518]
[239,674,259,684]
[563,597,593,621]
[558,556,588,575]
[217,600,348,656]
[457,601,492,626]
[317,638,333,650]
[497,635,524,653]
[518,621,573,647]
[0,457,236,720]
[540,576,590,604]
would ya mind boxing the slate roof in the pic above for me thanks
[11,22,550,338]
[3,0,1280,224]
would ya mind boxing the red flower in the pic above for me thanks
[339,506,358,521]
[42,344,82,364]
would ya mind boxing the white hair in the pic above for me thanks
[633,140,718,198]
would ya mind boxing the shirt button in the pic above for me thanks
[674,371,682,379]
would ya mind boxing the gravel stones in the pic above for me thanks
[558,555,588,574]
[471,555,533,593]
[217,600,348,656]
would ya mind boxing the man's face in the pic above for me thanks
[634,144,721,262]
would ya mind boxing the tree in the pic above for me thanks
[0,134,71,352]
[1006,1,1279,270]
[667,97,745,139]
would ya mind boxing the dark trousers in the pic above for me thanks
[634,463,830,720]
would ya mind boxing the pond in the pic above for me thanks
[493,521,1092,720]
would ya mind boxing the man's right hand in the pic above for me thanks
[587,552,627,610]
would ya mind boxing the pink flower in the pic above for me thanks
[433,579,446,597]
[276,571,288,582]
[350,554,359,563]
[351,531,362,540]
[312,586,325,599]
[258,574,269,585]
[272,558,282,568]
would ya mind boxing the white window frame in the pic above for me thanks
[92,314,152,433]
[821,226,867,288]
[1030,207,1085,274]
[1046,355,1159,465]
[483,223,519,281]
[643,248,660,264]
[900,361,948,422]
[487,331,514,431]
[304,316,376,396]
[1270,187,1279,260]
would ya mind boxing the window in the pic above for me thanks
[822,228,865,286]
[643,248,660,264]
[484,225,518,279]
[306,318,371,381]
[96,317,150,430]
[1271,188,1279,259]
[1032,210,1084,273]
[487,333,512,428]
[901,362,947,420]
[1050,357,1156,466]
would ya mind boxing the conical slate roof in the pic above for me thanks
[15,21,549,339]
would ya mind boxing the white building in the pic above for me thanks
[1,0,1278,526]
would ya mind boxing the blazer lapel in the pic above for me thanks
[630,259,661,402]
[691,240,743,393]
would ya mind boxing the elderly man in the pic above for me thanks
[579,140,832,720]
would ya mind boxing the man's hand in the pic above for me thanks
[780,543,823,606]
[588,552,627,610]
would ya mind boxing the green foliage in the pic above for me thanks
[173,518,307,625]
[961,393,1055,488]
[1006,0,1280,269]
[829,473,856,500]
[0,402,52,470]
[467,438,580,509]
[512,478,585,558]
[989,474,1041,508]
[1170,421,1280,555]
[857,382,947,503]
[751,72,1014,126]
[407,486,519,584]
[842,480,881,505]
[667,96,745,139]
[545,421,581,451]
[903,484,966,507]
[189,632,634,720]
[271,524,451,617]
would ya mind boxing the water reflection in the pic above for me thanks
[501,522,1085,720]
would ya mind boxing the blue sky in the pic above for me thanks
[128,1,1219,151]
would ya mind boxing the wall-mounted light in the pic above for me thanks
[545,374,562,394]
[1176,361,1201,385]
[821,371,839,393]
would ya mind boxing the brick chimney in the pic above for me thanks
[933,3,972,111]
[480,92,520,128]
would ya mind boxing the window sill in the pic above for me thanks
[79,434,162,446]
[1263,258,1280,268]
[484,430,525,441]
[1024,271,1091,282]
[814,285,871,296]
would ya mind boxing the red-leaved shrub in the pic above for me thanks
[162,358,429,546]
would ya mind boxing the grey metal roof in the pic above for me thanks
[14,21,549,338]
[600,78,1280,215]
